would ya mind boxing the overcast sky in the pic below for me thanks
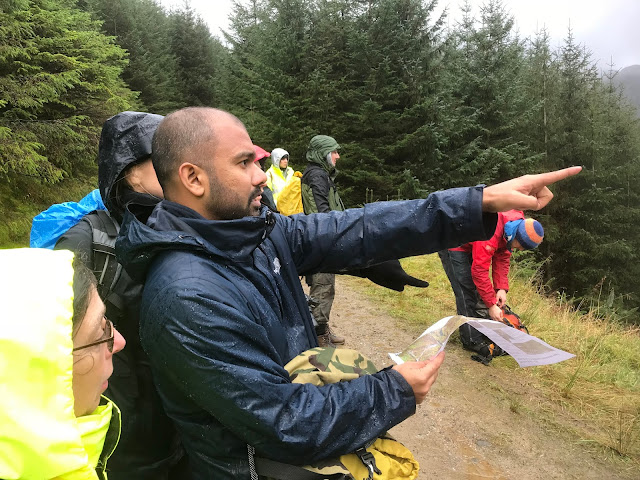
[160,0,639,70]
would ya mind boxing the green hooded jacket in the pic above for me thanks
[301,135,345,213]
[0,248,120,480]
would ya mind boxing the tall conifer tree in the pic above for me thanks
[0,0,133,182]
[82,0,184,113]
[542,32,640,311]
[437,0,535,188]
[169,3,226,108]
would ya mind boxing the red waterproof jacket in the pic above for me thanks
[451,210,524,308]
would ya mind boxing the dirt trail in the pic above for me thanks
[328,276,635,480]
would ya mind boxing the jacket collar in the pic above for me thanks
[306,161,338,180]
[77,397,121,477]
[117,201,277,280]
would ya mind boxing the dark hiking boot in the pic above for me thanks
[316,324,345,347]
[317,332,337,348]
[328,327,345,345]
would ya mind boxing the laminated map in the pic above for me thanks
[389,315,575,367]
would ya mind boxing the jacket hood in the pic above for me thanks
[254,145,271,165]
[271,148,289,167]
[306,135,340,173]
[98,111,164,217]
[116,201,276,283]
[0,248,114,479]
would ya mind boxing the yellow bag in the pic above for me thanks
[340,438,419,480]
[277,171,304,216]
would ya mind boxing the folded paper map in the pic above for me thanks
[389,315,575,367]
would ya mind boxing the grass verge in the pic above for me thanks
[0,173,97,247]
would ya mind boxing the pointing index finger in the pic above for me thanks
[534,166,582,188]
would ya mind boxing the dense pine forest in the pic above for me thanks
[2,0,640,322]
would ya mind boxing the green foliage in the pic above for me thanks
[533,28,640,313]
[84,0,227,113]
[168,4,226,107]
[0,171,96,246]
[83,0,184,113]
[436,0,536,188]
[2,0,640,317]
[0,0,133,183]
[223,0,309,155]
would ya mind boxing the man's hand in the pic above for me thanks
[482,166,582,212]
[488,304,503,322]
[495,289,507,307]
[392,351,445,404]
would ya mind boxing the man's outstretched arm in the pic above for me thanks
[286,166,582,277]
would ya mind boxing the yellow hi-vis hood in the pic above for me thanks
[0,248,118,480]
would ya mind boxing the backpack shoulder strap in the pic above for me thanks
[85,211,123,312]
[254,456,347,479]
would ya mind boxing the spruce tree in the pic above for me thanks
[437,0,535,190]
[542,33,640,312]
[224,0,316,162]
[169,3,227,108]
[301,0,447,204]
[521,28,558,171]
[0,0,133,182]
[82,0,184,113]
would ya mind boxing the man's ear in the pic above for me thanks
[177,162,207,198]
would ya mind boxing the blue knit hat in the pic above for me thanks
[505,218,544,250]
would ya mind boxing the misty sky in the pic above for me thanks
[160,0,639,70]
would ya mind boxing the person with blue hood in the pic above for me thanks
[114,106,580,479]
[438,210,544,360]
[0,248,126,479]
[55,112,186,478]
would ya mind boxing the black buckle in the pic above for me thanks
[355,447,381,480]
[471,353,492,366]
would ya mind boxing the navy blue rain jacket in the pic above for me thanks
[116,186,496,479]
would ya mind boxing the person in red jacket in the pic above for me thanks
[438,211,544,353]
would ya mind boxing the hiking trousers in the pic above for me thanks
[308,272,335,327]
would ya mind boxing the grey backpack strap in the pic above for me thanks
[86,210,123,312]
[254,457,345,480]
[248,444,346,480]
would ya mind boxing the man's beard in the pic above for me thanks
[247,187,263,216]
[206,178,262,220]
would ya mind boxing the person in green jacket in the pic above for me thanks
[0,248,126,479]
[301,135,346,346]
[300,135,431,347]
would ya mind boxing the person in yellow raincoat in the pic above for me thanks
[266,147,294,204]
[0,248,126,479]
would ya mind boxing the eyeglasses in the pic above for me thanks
[73,316,115,353]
